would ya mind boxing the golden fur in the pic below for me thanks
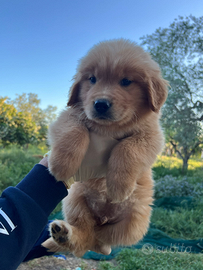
[42,39,168,257]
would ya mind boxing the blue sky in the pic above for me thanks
[1,0,203,112]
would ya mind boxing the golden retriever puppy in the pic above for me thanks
[43,39,168,257]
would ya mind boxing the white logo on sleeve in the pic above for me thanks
[0,208,17,235]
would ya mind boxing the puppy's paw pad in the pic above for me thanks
[51,224,63,234]
[50,221,69,244]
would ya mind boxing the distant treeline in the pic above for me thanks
[0,93,57,147]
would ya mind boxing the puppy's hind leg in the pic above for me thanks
[46,218,95,257]
[95,204,152,248]
[42,235,66,253]
[43,220,73,252]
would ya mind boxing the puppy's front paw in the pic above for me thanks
[48,128,90,181]
[48,151,75,181]
[107,189,130,203]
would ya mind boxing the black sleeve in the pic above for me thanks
[0,164,68,270]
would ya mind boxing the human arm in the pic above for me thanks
[0,158,68,270]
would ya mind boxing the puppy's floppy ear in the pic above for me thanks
[67,73,81,107]
[146,76,168,112]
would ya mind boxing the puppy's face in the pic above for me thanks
[68,39,168,126]
[79,69,148,125]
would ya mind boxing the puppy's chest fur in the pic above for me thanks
[72,131,119,182]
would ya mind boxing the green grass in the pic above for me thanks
[153,155,203,181]
[151,199,203,240]
[98,249,203,270]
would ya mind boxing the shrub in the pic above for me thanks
[154,175,203,199]
[193,182,203,197]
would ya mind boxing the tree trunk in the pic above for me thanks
[23,143,29,150]
[182,157,189,172]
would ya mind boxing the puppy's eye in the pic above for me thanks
[89,76,97,84]
[120,78,132,87]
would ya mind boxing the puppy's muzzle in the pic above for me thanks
[94,99,112,116]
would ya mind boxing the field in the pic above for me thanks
[0,146,203,270]
[0,144,47,193]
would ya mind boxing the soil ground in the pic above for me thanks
[17,253,112,270]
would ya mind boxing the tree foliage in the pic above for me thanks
[0,97,18,145]
[0,94,57,147]
[141,15,203,170]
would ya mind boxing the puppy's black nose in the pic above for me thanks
[94,99,112,114]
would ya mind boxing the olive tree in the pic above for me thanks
[141,15,203,171]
